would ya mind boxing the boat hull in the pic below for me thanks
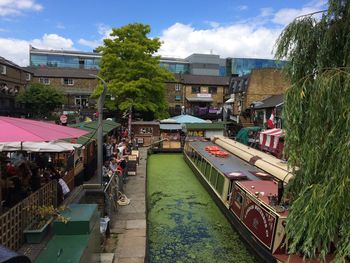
[184,153,277,263]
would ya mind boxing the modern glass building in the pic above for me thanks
[159,57,190,74]
[29,46,101,69]
[230,58,287,76]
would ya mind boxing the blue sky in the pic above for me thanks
[0,0,326,66]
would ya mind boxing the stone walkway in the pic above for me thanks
[110,147,147,263]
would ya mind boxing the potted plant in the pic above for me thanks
[23,205,68,244]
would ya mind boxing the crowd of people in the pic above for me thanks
[0,152,70,209]
[102,129,137,193]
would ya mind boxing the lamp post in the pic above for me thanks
[90,74,108,186]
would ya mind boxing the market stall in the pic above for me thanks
[131,121,160,146]
[259,128,285,158]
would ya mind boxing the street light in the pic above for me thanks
[90,74,108,186]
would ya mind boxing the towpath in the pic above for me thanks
[109,147,147,263]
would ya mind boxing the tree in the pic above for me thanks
[95,23,173,121]
[275,1,350,261]
[16,83,64,117]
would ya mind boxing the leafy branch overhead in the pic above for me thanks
[275,1,350,261]
[94,23,174,119]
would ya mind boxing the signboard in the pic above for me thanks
[197,93,212,98]
[242,197,276,249]
[60,115,68,124]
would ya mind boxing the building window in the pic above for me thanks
[175,95,181,101]
[26,73,31,81]
[0,65,6,75]
[175,83,181,91]
[192,86,200,93]
[139,127,153,134]
[63,78,74,85]
[209,86,217,94]
[39,78,50,85]
[75,96,88,108]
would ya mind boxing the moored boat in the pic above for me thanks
[183,135,331,263]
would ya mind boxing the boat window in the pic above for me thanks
[210,169,218,188]
[205,163,211,180]
[216,173,225,195]
[235,192,243,205]
[200,159,207,174]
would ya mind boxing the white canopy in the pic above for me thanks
[0,141,82,152]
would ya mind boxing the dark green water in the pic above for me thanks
[147,154,257,263]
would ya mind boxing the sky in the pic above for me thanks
[0,0,327,66]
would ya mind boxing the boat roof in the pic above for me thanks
[189,141,267,181]
[237,180,288,216]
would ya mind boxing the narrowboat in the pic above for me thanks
[183,135,320,263]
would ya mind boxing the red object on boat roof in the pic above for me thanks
[205,145,220,152]
[214,150,229,158]
[205,145,229,158]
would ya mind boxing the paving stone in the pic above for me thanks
[100,253,115,263]
[117,212,146,220]
[118,236,146,258]
[124,228,146,237]
[126,219,146,229]
[117,257,144,263]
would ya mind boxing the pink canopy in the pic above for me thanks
[0,116,89,142]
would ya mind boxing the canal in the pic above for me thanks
[147,153,258,263]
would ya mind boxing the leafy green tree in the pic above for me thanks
[275,1,350,261]
[16,83,64,117]
[95,23,173,121]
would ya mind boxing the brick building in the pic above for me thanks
[226,68,289,125]
[28,67,99,113]
[0,57,32,116]
[166,74,230,119]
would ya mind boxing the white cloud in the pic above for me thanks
[272,0,326,25]
[0,0,42,16]
[78,23,112,49]
[237,5,248,11]
[0,34,74,66]
[158,22,281,59]
[56,22,65,29]
[31,33,73,49]
[78,38,100,49]
[157,1,326,59]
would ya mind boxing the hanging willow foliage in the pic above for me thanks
[275,1,350,262]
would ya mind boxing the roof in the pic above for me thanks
[229,75,250,94]
[70,120,120,134]
[160,118,177,124]
[185,122,225,130]
[26,67,99,78]
[173,73,230,86]
[160,123,182,130]
[186,97,213,102]
[172,114,207,124]
[30,46,101,57]
[131,121,159,126]
[0,56,31,72]
[253,94,284,109]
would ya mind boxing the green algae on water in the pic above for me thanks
[147,154,257,263]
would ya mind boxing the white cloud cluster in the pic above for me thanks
[157,22,281,59]
[78,24,112,49]
[157,1,326,59]
[0,0,42,16]
[0,0,327,67]
[0,34,74,66]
